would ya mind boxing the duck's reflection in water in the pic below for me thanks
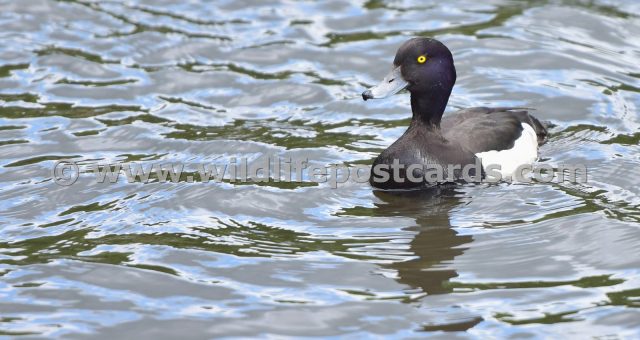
[372,187,482,331]
[372,186,473,295]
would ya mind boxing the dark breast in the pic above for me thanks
[369,126,478,189]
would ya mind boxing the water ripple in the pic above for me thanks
[1,0,640,337]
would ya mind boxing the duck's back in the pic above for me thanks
[442,107,548,176]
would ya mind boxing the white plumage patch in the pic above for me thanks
[475,123,538,178]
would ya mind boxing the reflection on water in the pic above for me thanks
[373,188,473,296]
[1,0,640,337]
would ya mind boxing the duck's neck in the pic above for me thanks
[410,90,450,130]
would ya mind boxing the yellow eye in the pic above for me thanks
[417,55,427,64]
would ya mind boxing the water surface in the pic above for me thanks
[1,0,640,338]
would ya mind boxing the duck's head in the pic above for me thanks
[362,37,456,101]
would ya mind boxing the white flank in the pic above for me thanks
[476,123,538,178]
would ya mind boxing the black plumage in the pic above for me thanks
[362,38,547,190]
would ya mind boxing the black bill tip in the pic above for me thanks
[362,90,373,101]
